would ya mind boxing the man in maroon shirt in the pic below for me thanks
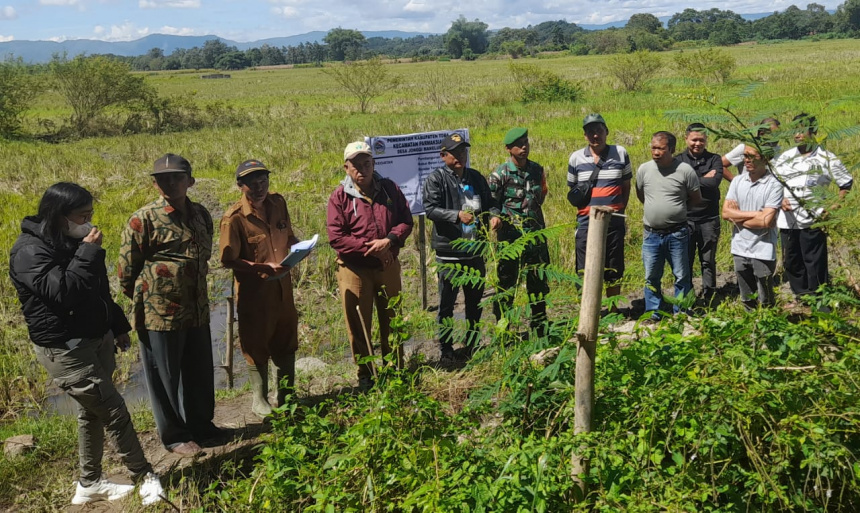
[327,141,413,389]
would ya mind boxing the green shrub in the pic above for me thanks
[674,47,737,83]
[50,55,154,137]
[509,61,581,103]
[0,59,41,138]
[609,50,662,92]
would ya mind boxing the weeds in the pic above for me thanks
[199,284,860,511]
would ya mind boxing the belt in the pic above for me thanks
[643,224,685,235]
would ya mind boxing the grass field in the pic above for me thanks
[1,38,859,509]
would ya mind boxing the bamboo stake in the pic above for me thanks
[356,305,377,378]
[571,206,613,495]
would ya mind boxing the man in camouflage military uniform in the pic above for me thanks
[488,127,550,335]
[119,154,219,456]
[220,160,300,418]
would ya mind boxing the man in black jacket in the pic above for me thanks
[677,123,724,303]
[423,133,493,360]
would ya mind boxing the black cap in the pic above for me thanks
[152,153,192,176]
[440,133,470,152]
[236,159,269,180]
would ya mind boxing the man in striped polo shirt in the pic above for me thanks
[567,113,633,306]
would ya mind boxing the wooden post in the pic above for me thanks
[355,305,378,378]
[225,294,235,389]
[417,214,428,310]
[571,206,613,494]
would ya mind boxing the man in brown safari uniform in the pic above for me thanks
[220,160,300,417]
[119,153,220,456]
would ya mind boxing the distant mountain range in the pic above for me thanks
[0,30,434,63]
[0,13,782,63]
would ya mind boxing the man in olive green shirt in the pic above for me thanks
[488,127,550,335]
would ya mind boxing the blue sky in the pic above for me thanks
[0,0,845,43]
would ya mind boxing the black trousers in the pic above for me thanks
[436,257,486,350]
[688,217,721,295]
[492,234,550,330]
[138,325,216,448]
[780,228,828,297]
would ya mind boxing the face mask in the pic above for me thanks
[65,218,94,239]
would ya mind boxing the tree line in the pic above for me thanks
[95,1,860,71]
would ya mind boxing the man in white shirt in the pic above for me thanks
[721,118,781,182]
[773,113,853,305]
[722,145,784,309]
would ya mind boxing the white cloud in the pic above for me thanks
[159,25,198,36]
[139,0,201,8]
[0,34,13,42]
[404,1,431,13]
[92,22,151,41]
[272,6,298,17]
[0,6,16,19]
[39,0,81,5]
[48,35,68,42]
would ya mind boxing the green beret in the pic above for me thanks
[503,127,528,146]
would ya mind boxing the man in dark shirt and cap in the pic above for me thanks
[676,123,724,303]
[423,134,493,360]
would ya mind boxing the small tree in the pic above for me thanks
[674,48,736,83]
[609,50,662,92]
[509,61,581,103]
[500,40,526,59]
[424,64,454,110]
[323,57,402,113]
[50,55,154,136]
[0,58,41,138]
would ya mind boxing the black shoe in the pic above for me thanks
[440,346,455,362]
[193,425,234,444]
[358,376,374,392]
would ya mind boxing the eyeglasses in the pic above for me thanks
[742,154,763,161]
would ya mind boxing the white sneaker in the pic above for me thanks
[71,478,135,504]
[139,472,164,506]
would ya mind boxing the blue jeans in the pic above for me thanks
[642,226,692,315]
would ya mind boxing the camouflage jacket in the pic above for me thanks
[118,196,213,331]
[488,158,547,233]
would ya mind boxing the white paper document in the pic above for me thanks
[280,234,318,268]
[266,234,318,281]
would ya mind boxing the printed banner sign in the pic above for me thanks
[367,128,470,215]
